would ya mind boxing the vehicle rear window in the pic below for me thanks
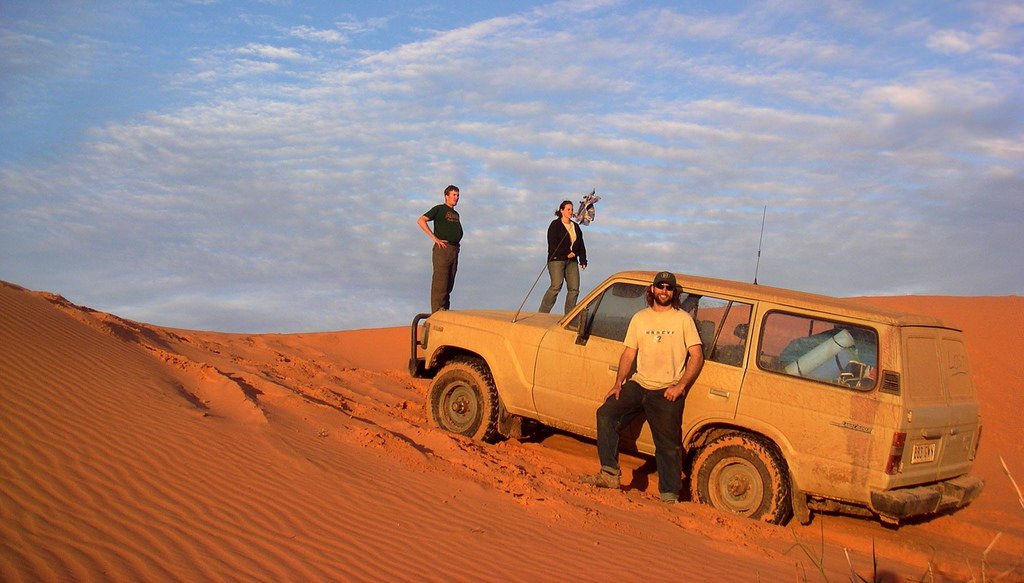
[943,337,974,399]
[905,335,945,402]
[758,312,878,390]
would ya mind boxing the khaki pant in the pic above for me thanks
[431,244,459,312]
[539,260,580,314]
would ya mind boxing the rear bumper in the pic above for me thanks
[870,475,984,523]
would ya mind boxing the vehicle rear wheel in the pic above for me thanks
[690,433,792,524]
[426,357,500,442]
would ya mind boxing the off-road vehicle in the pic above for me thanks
[409,271,984,525]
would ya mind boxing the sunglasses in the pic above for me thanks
[654,283,674,290]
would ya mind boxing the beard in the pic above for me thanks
[654,292,674,307]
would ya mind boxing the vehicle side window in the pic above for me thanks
[569,283,647,342]
[758,312,878,390]
[680,293,752,367]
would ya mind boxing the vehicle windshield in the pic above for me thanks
[568,282,647,341]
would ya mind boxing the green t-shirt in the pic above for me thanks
[423,204,463,244]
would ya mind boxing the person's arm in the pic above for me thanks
[664,344,704,402]
[604,346,637,400]
[546,220,562,260]
[418,214,446,248]
[575,223,587,269]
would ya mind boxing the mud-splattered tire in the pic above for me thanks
[426,358,500,442]
[690,433,792,524]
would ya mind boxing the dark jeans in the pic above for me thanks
[596,380,685,499]
[431,244,459,312]
[539,260,580,314]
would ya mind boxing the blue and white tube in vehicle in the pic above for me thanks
[785,329,855,377]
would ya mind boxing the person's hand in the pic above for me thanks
[435,238,448,248]
[581,263,587,271]
[604,383,622,400]
[664,385,685,402]
[567,252,576,259]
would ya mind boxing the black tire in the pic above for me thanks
[426,358,500,442]
[690,433,792,524]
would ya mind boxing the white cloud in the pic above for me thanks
[987,51,1023,66]
[740,34,851,63]
[230,58,282,76]
[867,84,937,113]
[289,25,348,44]
[236,43,306,61]
[926,30,973,54]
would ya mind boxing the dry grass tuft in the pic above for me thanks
[1000,456,1024,512]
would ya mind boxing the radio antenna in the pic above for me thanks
[753,205,766,285]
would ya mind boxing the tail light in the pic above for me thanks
[885,432,906,474]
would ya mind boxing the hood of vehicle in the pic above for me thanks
[428,309,562,332]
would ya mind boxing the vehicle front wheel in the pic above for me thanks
[690,433,792,524]
[426,358,501,442]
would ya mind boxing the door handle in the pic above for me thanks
[709,387,730,398]
[920,429,942,439]
[608,364,618,372]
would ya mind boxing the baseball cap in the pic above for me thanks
[652,271,677,288]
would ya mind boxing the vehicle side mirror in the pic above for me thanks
[575,308,592,345]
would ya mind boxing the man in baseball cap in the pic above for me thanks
[580,270,704,504]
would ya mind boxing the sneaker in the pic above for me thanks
[579,470,621,489]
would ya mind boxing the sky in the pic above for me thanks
[2,0,1022,333]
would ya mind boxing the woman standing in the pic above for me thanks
[539,200,588,314]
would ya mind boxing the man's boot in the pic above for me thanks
[579,469,621,489]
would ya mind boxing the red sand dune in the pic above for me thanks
[1,281,1021,581]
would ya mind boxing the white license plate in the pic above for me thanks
[911,443,937,464]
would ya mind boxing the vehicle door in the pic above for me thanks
[740,311,882,500]
[532,282,648,435]
[680,293,752,432]
[900,328,980,484]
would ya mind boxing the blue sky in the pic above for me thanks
[2,0,1022,333]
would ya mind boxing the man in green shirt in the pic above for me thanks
[417,185,462,312]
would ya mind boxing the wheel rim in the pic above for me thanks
[707,456,765,516]
[439,381,479,433]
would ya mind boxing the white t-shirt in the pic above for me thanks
[624,307,702,390]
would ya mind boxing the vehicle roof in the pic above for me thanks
[614,271,954,329]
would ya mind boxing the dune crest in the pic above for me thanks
[2,282,1021,581]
